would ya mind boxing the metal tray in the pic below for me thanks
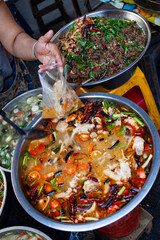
[52,9,151,89]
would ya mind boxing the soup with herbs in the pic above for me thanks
[21,100,153,223]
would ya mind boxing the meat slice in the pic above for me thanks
[83,180,100,194]
[132,136,144,156]
[54,188,72,199]
[104,161,131,184]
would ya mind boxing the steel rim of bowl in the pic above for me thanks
[11,93,160,232]
[134,0,160,14]
[0,168,7,216]
[0,226,52,240]
[51,9,151,87]
[1,88,42,173]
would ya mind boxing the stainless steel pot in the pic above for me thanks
[52,9,151,89]
[134,0,160,14]
[11,93,160,232]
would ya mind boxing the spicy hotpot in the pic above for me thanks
[11,93,160,232]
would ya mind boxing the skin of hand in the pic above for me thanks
[35,30,64,72]
[0,0,63,71]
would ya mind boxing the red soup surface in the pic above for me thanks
[21,100,153,223]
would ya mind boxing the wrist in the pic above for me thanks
[32,41,38,59]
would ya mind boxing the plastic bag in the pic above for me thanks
[38,62,84,120]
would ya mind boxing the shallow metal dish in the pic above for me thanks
[11,93,160,232]
[1,88,42,173]
[52,9,151,89]
[0,226,52,240]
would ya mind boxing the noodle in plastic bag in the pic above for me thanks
[38,62,84,120]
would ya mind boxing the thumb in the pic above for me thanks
[39,30,54,44]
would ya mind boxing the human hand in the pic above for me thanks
[35,30,64,72]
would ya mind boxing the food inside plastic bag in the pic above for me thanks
[38,63,84,120]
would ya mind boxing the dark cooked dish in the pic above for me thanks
[57,16,147,83]
[21,100,153,223]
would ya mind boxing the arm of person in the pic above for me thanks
[0,0,63,71]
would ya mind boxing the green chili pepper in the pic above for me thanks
[142,154,153,169]
[52,143,61,152]
[30,179,37,186]
[133,116,145,127]
[118,186,126,195]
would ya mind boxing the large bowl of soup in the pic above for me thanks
[11,93,160,232]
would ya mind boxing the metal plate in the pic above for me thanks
[52,9,151,89]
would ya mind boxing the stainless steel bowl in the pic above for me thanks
[2,88,42,112]
[52,9,151,89]
[0,226,52,240]
[1,88,42,173]
[134,0,160,14]
[11,93,160,232]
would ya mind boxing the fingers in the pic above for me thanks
[37,29,64,72]
[39,30,54,44]
[52,44,64,72]
[38,64,54,73]
[56,55,64,73]
[38,60,63,74]
[58,60,65,73]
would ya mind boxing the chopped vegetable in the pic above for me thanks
[134,116,145,127]
[142,154,153,169]
[117,186,126,195]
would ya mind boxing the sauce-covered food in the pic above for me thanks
[57,16,147,83]
[21,100,153,223]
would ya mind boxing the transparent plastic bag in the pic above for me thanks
[38,63,84,120]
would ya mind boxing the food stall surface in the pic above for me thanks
[1,1,160,240]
